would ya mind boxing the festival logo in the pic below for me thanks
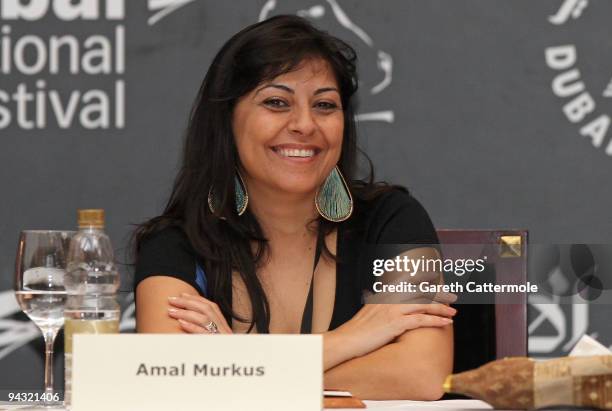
[147,0,196,26]
[528,244,612,356]
[0,0,132,359]
[0,290,39,361]
[0,0,126,130]
[0,289,134,361]
[544,0,612,157]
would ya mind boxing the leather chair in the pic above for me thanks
[436,229,528,376]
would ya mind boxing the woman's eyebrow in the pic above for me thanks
[314,87,340,95]
[254,84,339,96]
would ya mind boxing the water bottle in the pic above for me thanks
[64,209,120,406]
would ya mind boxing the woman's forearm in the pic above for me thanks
[323,326,453,400]
[323,329,357,371]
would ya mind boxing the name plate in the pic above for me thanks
[72,334,323,411]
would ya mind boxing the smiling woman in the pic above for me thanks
[132,14,454,401]
[232,58,344,200]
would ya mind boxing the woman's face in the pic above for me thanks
[232,57,344,199]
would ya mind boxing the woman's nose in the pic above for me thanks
[287,104,316,137]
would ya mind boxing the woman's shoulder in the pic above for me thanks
[139,224,192,252]
[368,186,424,213]
[349,185,438,244]
[353,186,429,222]
[136,223,197,273]
[134,222,202,292]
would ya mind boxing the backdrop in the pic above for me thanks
[1,0,611,393]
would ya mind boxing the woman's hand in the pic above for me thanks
[167,293,233,334]
[326,303,456,367]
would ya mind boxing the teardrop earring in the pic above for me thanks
[315,166,353,222]
[233,170,248,216]
[208,170,248,217]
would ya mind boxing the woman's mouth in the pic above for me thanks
[270,145,321,162]
[275,148,315,158]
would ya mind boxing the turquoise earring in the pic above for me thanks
[315,166,353,222]
[208,170,248,217]
[233,170,248,216]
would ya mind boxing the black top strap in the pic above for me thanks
[300,228,324,334]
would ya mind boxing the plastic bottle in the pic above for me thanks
[64,209,120,406]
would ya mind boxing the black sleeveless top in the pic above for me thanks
[134,188,439,332]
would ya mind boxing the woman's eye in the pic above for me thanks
[316,101,339,110]
[262,99,340,111]
[263,98,288,109]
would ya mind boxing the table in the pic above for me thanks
[359,400,492,410]
[0,399,494,410]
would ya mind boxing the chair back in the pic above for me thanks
[436,229,528,373]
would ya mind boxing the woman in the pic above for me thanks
[134,15,455,400]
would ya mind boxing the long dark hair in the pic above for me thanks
[134,15,394,333]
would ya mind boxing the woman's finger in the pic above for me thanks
[398,303,457,317]
[180,293,213,304]
[168,298,232,333]
[171,295,220,321]
[423,303,457,317]
[432,291,457,305]
[168,296,212,316]
[401,313,453,330]
[168,307,209,328]
[177,318,207,334]
[169,308,230,334]
[362,287,457,305]
[171,294,232,333]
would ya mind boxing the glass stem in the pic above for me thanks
[42,329,58,403]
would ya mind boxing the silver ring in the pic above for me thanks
[204,321,219,334]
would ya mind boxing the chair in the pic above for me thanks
[436,229,528,376]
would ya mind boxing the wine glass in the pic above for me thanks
[14,230,75,409]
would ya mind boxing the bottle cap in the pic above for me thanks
[443,374,453,393]
[78,209,105,229]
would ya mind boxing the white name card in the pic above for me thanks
[72,334,323,411]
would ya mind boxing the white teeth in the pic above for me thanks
[276,148,315,158]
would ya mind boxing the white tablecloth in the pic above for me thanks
[0,399,494,410]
